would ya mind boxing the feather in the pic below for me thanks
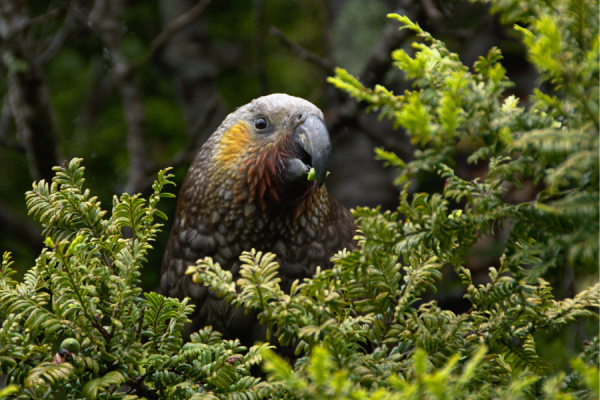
[161,94,357,345]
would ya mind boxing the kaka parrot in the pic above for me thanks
[161,94,356,343]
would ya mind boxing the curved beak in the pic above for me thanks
[293,114,331,187]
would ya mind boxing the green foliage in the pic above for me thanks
[1,0,598,398]
[201,0,599,396]
[188,246,598,398]
[0,160,270,399]
[328,1,599,280]
[328,0,598,394]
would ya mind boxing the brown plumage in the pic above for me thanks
[161,94,356,343]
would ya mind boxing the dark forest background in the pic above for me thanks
[0,0,538,302]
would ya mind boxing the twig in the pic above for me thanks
[7,60,60,182]
[359,5,418,88]
[0,94,26,155]
[325,12,415,130]
[1,1,60,182]
[156,95,221,171]
[90,0,147,194]
[37,1,82,65]
[0,0,31,39]
[268,26,334,74]
[28,5,66,27]
[148,0,212,58]
[355,112,414,161]
[120,71,147,195]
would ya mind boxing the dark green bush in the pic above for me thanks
[0,159,273,399]
[1,0,598,397]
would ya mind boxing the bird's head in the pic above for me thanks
[206,94,331,210]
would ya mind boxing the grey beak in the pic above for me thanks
[293,114,331,187]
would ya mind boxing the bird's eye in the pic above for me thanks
[255,117,268,130]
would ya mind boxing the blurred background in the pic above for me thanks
[17,0,599,354]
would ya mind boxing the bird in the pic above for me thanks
[160,93,357,344]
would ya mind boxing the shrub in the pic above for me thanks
[1,0,598,397]
[0,159,271,399]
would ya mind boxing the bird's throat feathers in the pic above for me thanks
[213,121,318,213]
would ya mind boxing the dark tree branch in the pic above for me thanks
[90,0,147,195]
[154,0,225,185]
[0,94,24,155]
[37,1,83,65]
[148,0,212,58]
[327,0,420,132]
[1,0,60,182]
[359,3,419,88]
[155,94,221,171]
[356,112,413,160]
[7,71,60,182]
[120,73,147,195]
[324,4,417,137]
[268,26,334,74]
[28,5,66,27]
[0,0,30,39]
